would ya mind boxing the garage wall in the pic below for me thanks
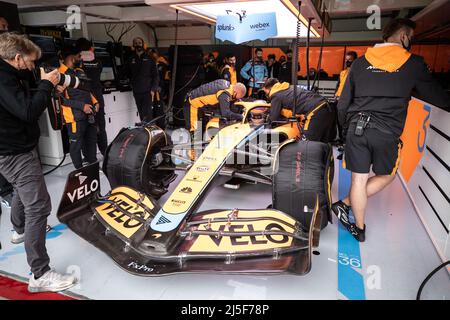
[81,22,154,46]
[81,23,214,47]
[399,98,450,263]
[155,25,214,47]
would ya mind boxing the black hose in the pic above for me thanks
[167,9,179,125]
[416,260,450,300]
[291,1,302,119]
[173,63,202,96]
[306,17,312,90]
[311,17,325,90]
[43,153,66,176]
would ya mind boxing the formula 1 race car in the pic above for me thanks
[57,100,334,276]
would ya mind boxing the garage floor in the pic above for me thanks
[0,151,449,300]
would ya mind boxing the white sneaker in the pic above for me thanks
[11,225,52,244]
[1,198,11,208]
[11,231,25,244]
[28,269,77,293]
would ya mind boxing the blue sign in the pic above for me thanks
[215,12,278,44]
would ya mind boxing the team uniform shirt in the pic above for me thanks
[268,82,327,121]
[221,65,237,85]
[188,79,242,131]
[337,43,449,137]
[337,43,449,175]
[335,68,349,97]
[58,64,98,132]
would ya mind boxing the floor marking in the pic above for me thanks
[337,159,366,300]
[0,274,76,300]
[0,224,68,262]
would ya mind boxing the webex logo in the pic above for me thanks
[250,22,270,30]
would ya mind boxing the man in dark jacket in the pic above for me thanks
[278,49,300,83]
[262,78,334,142]
[334,18,450,242]
[0,32,77,292]
[58,45,99,169]
[76,37,108,156]
[127,37,158,121]
[266,54,280,79]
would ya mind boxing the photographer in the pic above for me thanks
[0,32,77,292]
[58,45,99,169]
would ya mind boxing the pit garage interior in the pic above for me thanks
[0,0,449,300]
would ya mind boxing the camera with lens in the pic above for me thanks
[39,63,92,92]
[33,62,93,131]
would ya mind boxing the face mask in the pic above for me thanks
[135,45,144,52]
[345,60,353,68]
[74,60,82,68]
[401,35,412,51]
[80,50,95,62]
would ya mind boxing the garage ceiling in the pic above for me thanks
[7,0,449,42]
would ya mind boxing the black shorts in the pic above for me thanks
[344,124,403,175]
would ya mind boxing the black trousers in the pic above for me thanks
[0,149,51,277]
[303,102,336,143]
[92,87,108,156]
[133,91,153,122]
[67,121,97,169]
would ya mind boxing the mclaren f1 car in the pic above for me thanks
[57,100,334,276]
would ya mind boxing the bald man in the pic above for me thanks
[185,79,246,132]
[0,17,9,31]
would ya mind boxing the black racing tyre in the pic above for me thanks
[272,140,333,231]
[103,125,176,199]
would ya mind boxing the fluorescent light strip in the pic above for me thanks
[280,0,320,37]
[170,4,216,24]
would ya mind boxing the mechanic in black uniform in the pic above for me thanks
[149,49,170,103]
[126,37,158,121]
[185,79,246,133]
[58,45,99,169]
[333,18,450,242]
[262,78,335,143]
[220,53,238,85]
[76,37,108,156]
